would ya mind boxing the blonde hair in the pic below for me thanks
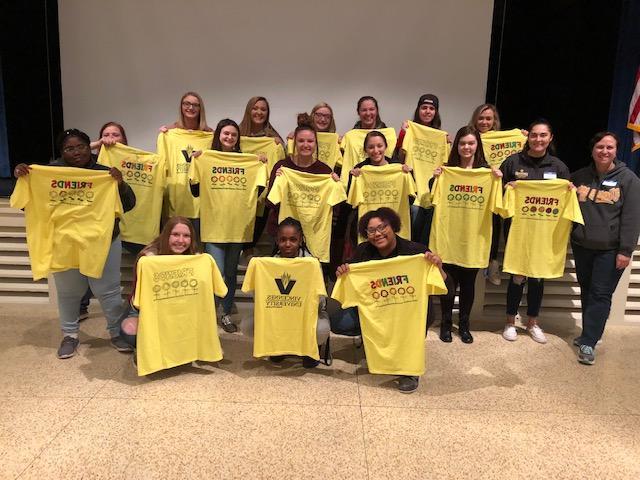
[238,96,282,141]
[177,91,209,131]
[469,104,501,131]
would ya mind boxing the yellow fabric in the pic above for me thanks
[500,180,584,278]
[402,121,449,208]
[286,133,342,169]
[347,164,416,241]
[480,129,527,168]
[158,129,213,218]
[429,167,503,268]
[97,143,166,245]
[267,168,346,262]
[133,254,227,376]
[10,165,122,280]
[189,151,267,243]
[240,136,286,177]
[339,128,397,186]
[241,257,327,359]
[332,254,446,376]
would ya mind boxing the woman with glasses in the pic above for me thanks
[330,207,445,393]
[159,92,212,133]
[13,129,136,360]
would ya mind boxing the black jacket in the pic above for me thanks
[500,151,570,183]
[570,160,640,256]
[49,156,136,240]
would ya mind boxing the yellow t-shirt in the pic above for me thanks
[429,167,503,268]
[98,143,166,245]
[189,151,267,243]
[500,180,584,278]
[347,164,416,241]
[241,257,327,359]
[133,254,228,376]
[480,129,527,168]
[339,128,397,186]
[240,136,286,177]
[158,128,213,218]
[402,121,449,208]
[286,132,343,169]
[267,168,347,262]
[10,165,123,280]
[331,254,447,376]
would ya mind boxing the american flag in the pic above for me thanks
[629,65,640,152]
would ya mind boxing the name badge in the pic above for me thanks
[602,180,617,187]
[543,171,557,180]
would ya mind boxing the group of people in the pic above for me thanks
[12,91,640,393]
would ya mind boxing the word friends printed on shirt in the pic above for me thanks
[176,145,195,173]
[446,184,485,209]
[151,267,199,301]
[362,180,400,204]
[266,271,302,308]
[120,158,154,187]
[487,140,525,164]
[369,274,416,307]
[209,166,248,190]
[520,195,561,219]
[49,179,96,206]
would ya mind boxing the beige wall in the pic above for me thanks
[58,0,494,151]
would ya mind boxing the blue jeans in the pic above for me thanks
[329,307,361,336]
[53,238,124,337]
[572,243,625,348]
[205,242,243,314]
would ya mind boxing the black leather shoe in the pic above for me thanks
[459,327,474,344]
[439,327,452,343]
[397,376,419,393]
[302,356,320,368]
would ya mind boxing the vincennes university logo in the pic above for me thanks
[267,271,302,308]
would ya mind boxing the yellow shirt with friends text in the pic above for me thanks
[331,255,447,376]
[98,143,166,245]
[189,150,267,243]
[10,165,123,280]
[500,179,584,278]
[267,168,346,262]
[133,254,227,376]
[480,129,527,168]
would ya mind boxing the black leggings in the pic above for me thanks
[506,276,544,317]
[440,264,479,323]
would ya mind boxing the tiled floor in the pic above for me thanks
[1,304,639,479]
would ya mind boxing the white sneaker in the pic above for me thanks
[502,324,517,341]
[486,260,501,286]
[527,325,547,344]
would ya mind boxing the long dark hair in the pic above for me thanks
[447,126,487,168]
[413,94,442,129]
[212,119,241,153]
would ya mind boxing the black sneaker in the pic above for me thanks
[302,356,320,369]
[397,375,419,393]
[221,314,238,333]
[57,336,79,359]
[270,355,286,363]
[110,336,134,353]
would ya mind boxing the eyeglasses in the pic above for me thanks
[62,144,89,154]
[314,112,332,120]
[366,223,389,236]
[182,101,201,110]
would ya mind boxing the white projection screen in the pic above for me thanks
[58,0,494,151]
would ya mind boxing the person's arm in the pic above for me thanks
[110,168,136,212]
[617,175,640,265]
